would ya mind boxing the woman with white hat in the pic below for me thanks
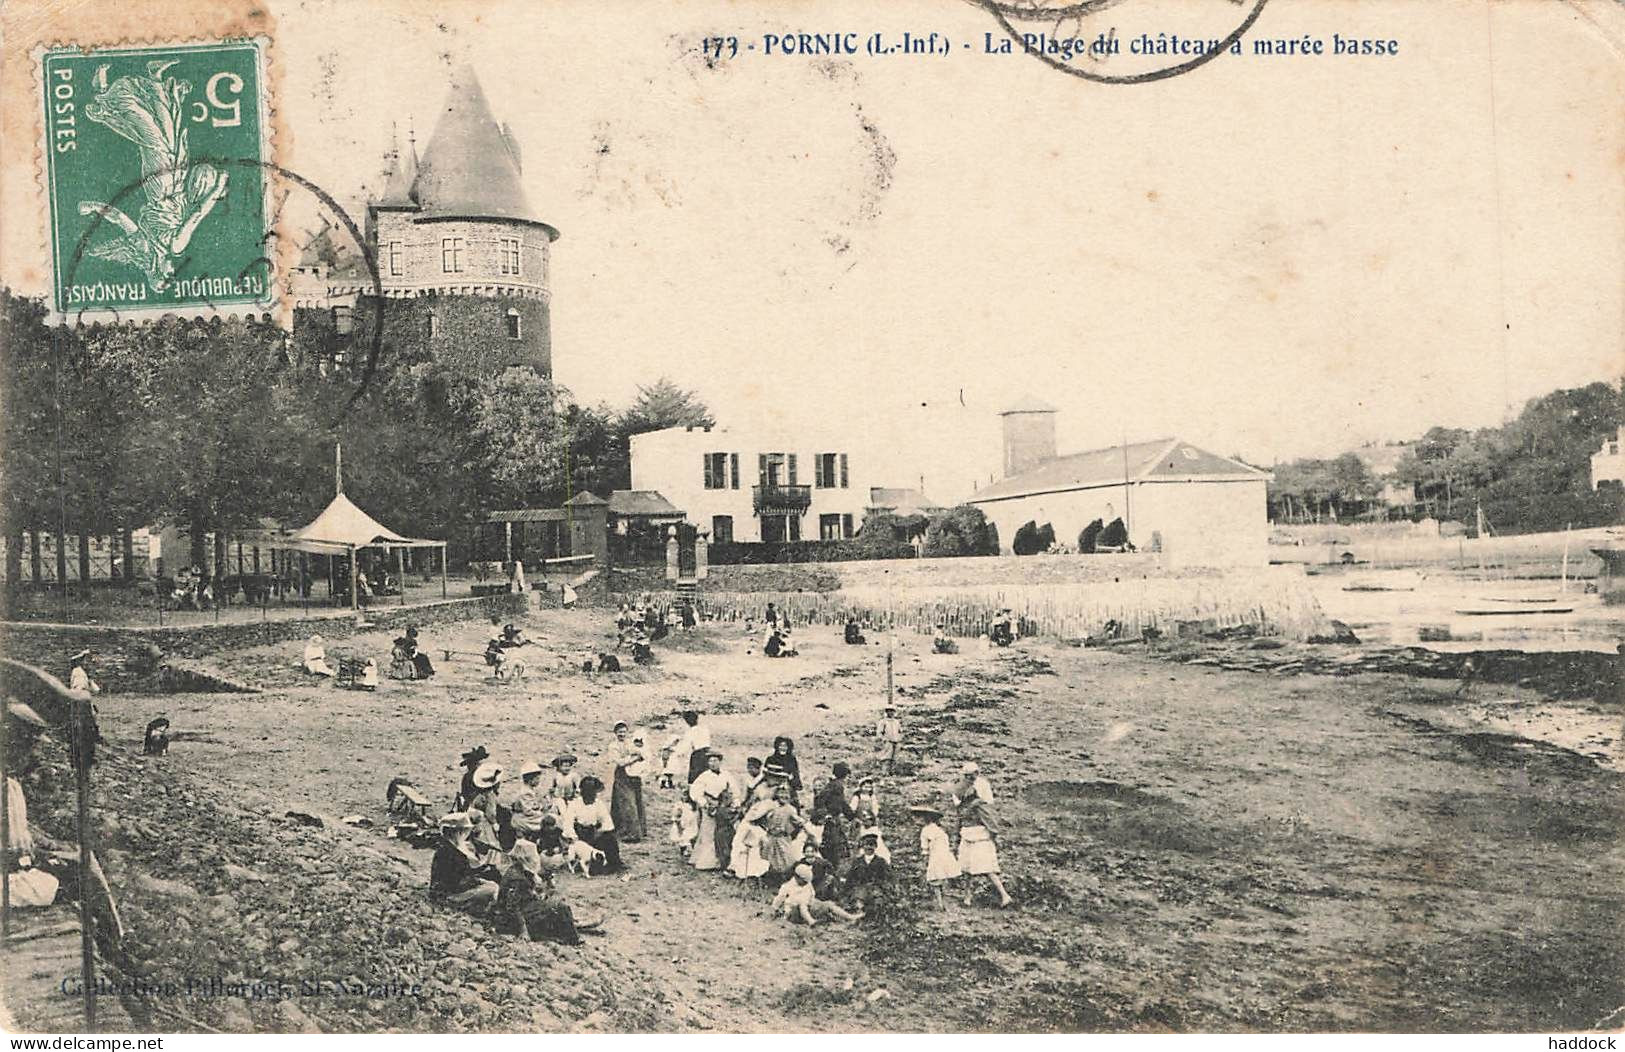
[952,762,1014,908]
[428,812,502,913]
[463,760,505,851]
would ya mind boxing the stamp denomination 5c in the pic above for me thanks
[41,39,272,318]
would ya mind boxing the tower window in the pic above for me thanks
[441,237,465,273]
[333,304,354,335]
[387,241,402,277]
[499,237,521,276]
[426,313,439,339]
[504,309,521,340]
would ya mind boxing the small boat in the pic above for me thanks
[1455,604,1573,616]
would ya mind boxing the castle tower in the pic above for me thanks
[365,65,560,375]
[999,397,1058,478]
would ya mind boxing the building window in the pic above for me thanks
[842,513,854,539]
[712,515,733,544]
[840,453,848,488]
[426,313,439,339]
[820,513,842,540]
[504,309,522,340]
[333,304,354,335]
[730,453,739,489]
[759,453,786,486]
[703,452,731,490]
[388,241,402,277]
[441,237,465,273]
[499,237,521,276]
[815,453,836,488]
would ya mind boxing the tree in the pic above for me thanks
[1078,518,1104,553]
[922,504,998,558]
[1012,520,1046,556]
[618,377,715,436]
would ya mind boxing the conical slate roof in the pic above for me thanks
[412,65,545,228]
[376,136,419,209]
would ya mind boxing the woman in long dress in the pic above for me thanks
[609,722,648,842]
[688,750,731,871]
[815,762,856,866]
[952,762,1014,908]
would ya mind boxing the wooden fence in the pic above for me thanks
[660,572,1328,642]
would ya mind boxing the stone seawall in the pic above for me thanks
[0,593,528,691]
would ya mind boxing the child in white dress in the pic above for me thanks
[909,802,961,911]
[669,797,699,860]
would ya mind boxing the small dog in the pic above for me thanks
[565,839,606,875]
[143,717,170,756]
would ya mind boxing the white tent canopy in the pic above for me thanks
[271,486,448,608]
[282,492,442,555]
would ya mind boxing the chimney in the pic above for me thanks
[999,398,1058,478]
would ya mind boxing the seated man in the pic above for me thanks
[428,812,502,914]
[763,629,785,658]
[932,622,958,654]
[509,761,551,840]
[844,619,867,646]
[843,828,893,915]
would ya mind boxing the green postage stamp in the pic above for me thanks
[41,39,272,318]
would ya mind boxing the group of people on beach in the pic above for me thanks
[426,724,656,945]
[425,695,1013,943]
[660,705,1014,922]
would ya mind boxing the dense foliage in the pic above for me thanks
[1267,381,1624,533]
[920,504,1000,558]
[0,288,717,589]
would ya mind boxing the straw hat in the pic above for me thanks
[552,753,577,768]
[519,760,545,778]
[792,863,813,881]
[858,827,882,843]
[959,761,980,775]
[439,811,473,830]
[472,761,503,789]
[906,802,944,819]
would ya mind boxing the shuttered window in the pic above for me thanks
[840,453,849,488]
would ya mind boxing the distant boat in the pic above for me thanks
[1454,604,1574,616]
[1345,572,1423,598]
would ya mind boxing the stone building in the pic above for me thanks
[288,65,559,376]
[969,401,1273,566]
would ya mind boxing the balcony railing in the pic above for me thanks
[752,484,812,515]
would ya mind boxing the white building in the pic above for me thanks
[1591,427,1625,490]
[629,425,871,543]
[967,403,1272,566]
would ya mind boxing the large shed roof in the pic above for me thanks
[971,438,1269,503]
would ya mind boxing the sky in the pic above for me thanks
[2,0,1620,504]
